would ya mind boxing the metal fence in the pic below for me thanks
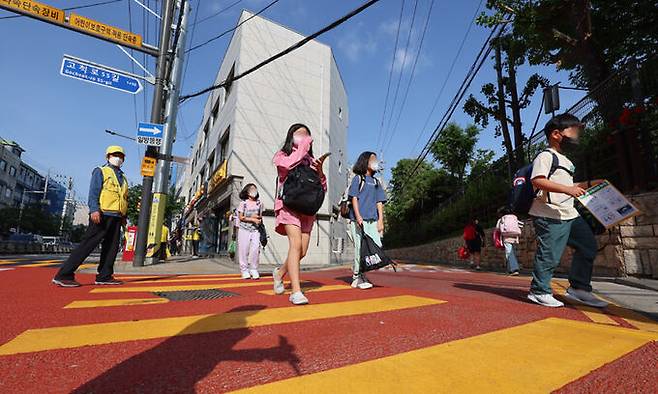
[387,55,658,248]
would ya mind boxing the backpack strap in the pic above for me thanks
[545,150,574,204]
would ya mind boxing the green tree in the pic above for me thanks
[127,185,185,226]
[464,36,549,169]
[468,149,496,181]
[430,122,480,184]
[479,1,658,90]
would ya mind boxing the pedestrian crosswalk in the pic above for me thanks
[0,264,656,392]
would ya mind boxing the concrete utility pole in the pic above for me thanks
[132,0,177,267]
[145,0,190,265]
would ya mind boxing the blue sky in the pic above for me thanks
[0,0,584,202]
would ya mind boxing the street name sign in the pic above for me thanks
[137,122,164,147]
[60,56,143,94]
[0,0,64,24]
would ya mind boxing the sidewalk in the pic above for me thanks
[80,255,342,276]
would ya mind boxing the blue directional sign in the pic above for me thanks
[137,122,164,147]
[60,57,143,94]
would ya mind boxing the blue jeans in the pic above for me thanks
[504,242,520,273]
[530,216,597,295]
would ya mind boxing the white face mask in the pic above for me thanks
[248,190,258,198]
[108,156,124,167]
[293,135,305,146]
[369,161,380,172]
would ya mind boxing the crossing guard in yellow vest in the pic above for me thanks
[53,146,129,287]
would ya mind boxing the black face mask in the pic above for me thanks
[560,133,579,150]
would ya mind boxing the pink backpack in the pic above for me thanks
[500,214,522,236]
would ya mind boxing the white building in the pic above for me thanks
[179,11,350,266]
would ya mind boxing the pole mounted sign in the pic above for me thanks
[137,122,164,147]
[0,0,64,24]
[69,13,142,48]
[60,56,143,94]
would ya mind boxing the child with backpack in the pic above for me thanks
[463,218,485,270]
[495,207,522,276]
[272,123,328,305]
[523,113,606,308]
[348,151,387,290]
[237,183,264,280]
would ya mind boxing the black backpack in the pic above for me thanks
[509,150,573,215]
[279,165,325,216]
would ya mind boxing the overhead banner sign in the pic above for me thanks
[69,13,142,49]
[0,0,64,24]
[60,56,143,94]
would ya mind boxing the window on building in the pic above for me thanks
[0,160,6,172]
[224,63,235,100]
[203,120,210,141]
[207,149,215,173]
[9,166,16,177]
[219,127,230,164]
[211,100,220,124]
[338,107,343,120]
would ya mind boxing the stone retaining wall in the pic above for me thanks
[387,192,658,279]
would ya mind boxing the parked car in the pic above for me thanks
[9,234,43,243]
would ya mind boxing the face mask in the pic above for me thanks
[369,161,380,172]
[248,191,258,199]
[293,136,304,146]
[559,133,579,150]
[108,156,124,167]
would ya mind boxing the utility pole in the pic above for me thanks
[145,0,190,265]
[133,0,174,267]
[133,0,177,267]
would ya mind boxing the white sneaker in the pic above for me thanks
[565,287,608,308]
[289,291,308,305]
[351,277,360,288]
[351,275,373,290]
[527,293,564,308]
[272,268,285,295]
[249,270,260,280]
[241,271,251,280]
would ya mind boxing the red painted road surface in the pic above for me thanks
[0,259,656,393]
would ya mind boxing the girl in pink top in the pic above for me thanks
[272,123,327,305]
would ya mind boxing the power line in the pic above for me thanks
[179,0,382,103]
[186,0,281,53]
[408,0,484,156]
[0,0,124,20]
[381,0,435,156]
[375,0,406,151]
[399,22,508,192]
[192,0,242,26]
[379,0,419,153]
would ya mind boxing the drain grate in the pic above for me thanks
[154,289,239,301]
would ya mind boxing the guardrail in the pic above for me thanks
[0,242,73,255]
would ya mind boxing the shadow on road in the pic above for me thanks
[454,282,530,304]
[72,305,301,393]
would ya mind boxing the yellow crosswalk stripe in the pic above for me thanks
[121,276,262,284]
[0,295,444,356]
[114,274,243,280]
[19,260,62,268]
[552,282,619,326]
[64,298,169,309]
[89,280,310,293]
[232,318,658,394]
[258,285,351,296]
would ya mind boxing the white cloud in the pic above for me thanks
[337,22,378,62]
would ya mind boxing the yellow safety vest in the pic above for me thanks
[192,229,201,241]
[161,226,169,243]
[98,166,128,216]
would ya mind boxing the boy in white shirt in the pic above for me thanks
[527,114,607,308]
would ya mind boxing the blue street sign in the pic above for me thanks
[60,57,143,94]
[137,122,164,146]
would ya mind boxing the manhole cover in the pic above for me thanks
[154,289,239,301]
